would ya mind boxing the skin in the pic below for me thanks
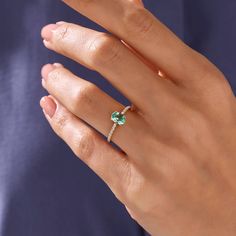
[40,0,236,235]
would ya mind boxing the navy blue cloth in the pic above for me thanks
[0,1,235,235]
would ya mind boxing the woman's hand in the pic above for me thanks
[40,1,236,235]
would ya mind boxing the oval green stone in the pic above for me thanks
[111,111,126,125]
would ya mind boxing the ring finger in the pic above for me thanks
[41,63,150,157]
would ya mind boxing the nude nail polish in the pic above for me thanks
[41,24,59,41]
[41,64,56,80]
[40,96,57,119]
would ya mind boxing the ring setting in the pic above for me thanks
[107,105,131,142]
[111,111,127,125]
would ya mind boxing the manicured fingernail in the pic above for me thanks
[41,63,64,87]
[53,63,63,68]
[41,24,59,41]
[56,21,66,25]
[41,64,56,80]
[40,96,57,119]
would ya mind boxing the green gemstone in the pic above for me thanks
[111,111,126,125]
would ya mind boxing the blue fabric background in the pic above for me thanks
[0,0,235,235]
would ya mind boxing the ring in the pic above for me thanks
[107,105,132,143]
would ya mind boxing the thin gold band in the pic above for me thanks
[107,105,131,143]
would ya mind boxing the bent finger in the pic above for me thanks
[40,95,130,201]
[62,0,222,87]
[41,22,172,114]
[41,63,150,158]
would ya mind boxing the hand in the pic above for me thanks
[40,1,236,235]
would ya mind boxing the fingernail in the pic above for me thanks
[41,64,57,80]
[53,63,63,68]
[56,21,66,25]
[40,96,57,119]
[41,24,59,41]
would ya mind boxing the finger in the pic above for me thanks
[133,0,144,7]
[41,63,150,157]
[62,0,220,86]
[41,23,173,114]
[39,95,130,201]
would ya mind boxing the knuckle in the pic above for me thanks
[198,56,230,91]
[201,65,221,84]
[73,129,95,162]
[53,112,69,137]
[72,83,97,110]
[123,6,154,37]
[88,34,121,66]
[111,160,132,202]
[213,72,232,94]
[123,167,147,209]
[199,64,233,99]
[126,178,153,215]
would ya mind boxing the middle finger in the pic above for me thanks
[41,22,173,115]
